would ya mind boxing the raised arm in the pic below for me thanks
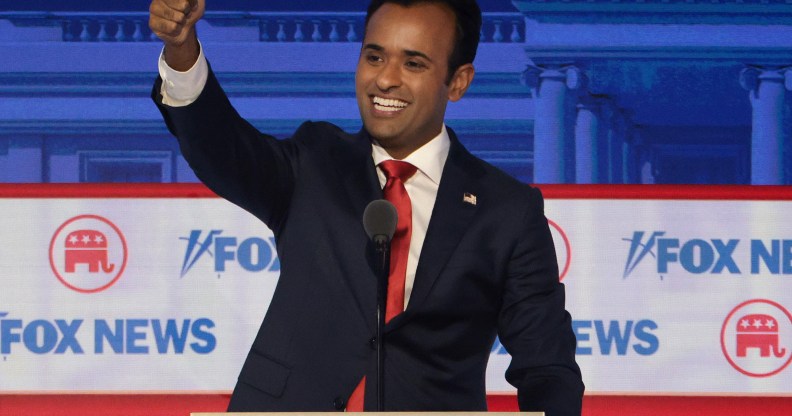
[149,0,301,231]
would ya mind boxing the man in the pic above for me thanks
[149,0,584,414]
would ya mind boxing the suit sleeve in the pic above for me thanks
[497,187,584,416]
[152,66,299,231]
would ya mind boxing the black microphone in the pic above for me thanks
[362,199,397,412]
[363,199,397,245]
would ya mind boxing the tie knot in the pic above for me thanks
[379,160,418,182]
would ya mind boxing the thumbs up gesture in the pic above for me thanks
[149,0,205,69]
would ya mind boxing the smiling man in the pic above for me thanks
[150,0,583,415]
[355,3,472,159]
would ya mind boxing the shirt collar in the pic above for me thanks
[370,124,450,186]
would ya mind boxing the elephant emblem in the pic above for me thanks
[736,314,786,358]
[64,229,115,273]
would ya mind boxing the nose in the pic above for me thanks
[375,61,401,92]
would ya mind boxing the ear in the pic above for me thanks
[447,63,475,102]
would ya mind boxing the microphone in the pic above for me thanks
[362,199,397,412]
[363,199,398,246]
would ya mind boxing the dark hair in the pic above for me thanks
[365,0,482,83]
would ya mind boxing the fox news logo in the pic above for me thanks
[180,230,280,278]
[0,311,216,356]
[491,319,659,356]
[623,231,792,278]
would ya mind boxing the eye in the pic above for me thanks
[365,53,384,64]
[405,60,427,71]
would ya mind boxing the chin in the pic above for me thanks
[363,122,398,142]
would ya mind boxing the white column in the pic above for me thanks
[574,96,605,184]
[624,125,641,184]
[606,107,627,184]
[523,65,584,183]
[621,129,633,184]
[740,67,791,185]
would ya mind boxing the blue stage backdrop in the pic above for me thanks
[1,0,789,184]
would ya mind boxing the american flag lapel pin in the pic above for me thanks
[463,192,477,206]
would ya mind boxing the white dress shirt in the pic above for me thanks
[158,43,208,106]
[158,45,450,309]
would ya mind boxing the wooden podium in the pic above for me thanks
[193,413,543,416]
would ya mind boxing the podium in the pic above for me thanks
[193,413,543,416]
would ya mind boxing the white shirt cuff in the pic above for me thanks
[158,41,208,107]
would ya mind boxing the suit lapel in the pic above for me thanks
[333,129,381,224]
[386,129,485,330]
[330,129,382,332]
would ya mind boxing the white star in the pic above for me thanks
[766,319,776,330]
[81,235,91,244]
[68,235,79,244]
[94,235,104,244]
[740,319,750,329]
[753,319,763,329]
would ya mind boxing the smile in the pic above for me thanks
[372,96,408,113]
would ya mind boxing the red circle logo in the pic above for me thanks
[720,299,792,377]
[49,215,128,293]
[548,219,571,281]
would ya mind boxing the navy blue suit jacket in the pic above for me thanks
[153,69,583,415]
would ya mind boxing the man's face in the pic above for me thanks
[355,2,472,159]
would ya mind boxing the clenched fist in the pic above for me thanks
[150,0,205,70]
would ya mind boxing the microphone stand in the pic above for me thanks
[373,235,389,412]
[362,199,396,412]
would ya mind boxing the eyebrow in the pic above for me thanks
[362,43,433,63]
[405,49,432,62]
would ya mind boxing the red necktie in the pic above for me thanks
[346,160,417,412]
[379,160,417,322]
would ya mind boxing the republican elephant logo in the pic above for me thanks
[721,299,792,378]
[50,215,127,294]
[64,229,115,273]
[736,314,786,358]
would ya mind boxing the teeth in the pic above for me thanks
[374,104,402,112]
[372,96,408,110]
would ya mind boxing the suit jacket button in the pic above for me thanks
[369,337,376,350]
[333,397,346,410]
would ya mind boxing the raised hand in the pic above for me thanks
[149,0,205,70]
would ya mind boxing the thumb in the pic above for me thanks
[186,0,205,25]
